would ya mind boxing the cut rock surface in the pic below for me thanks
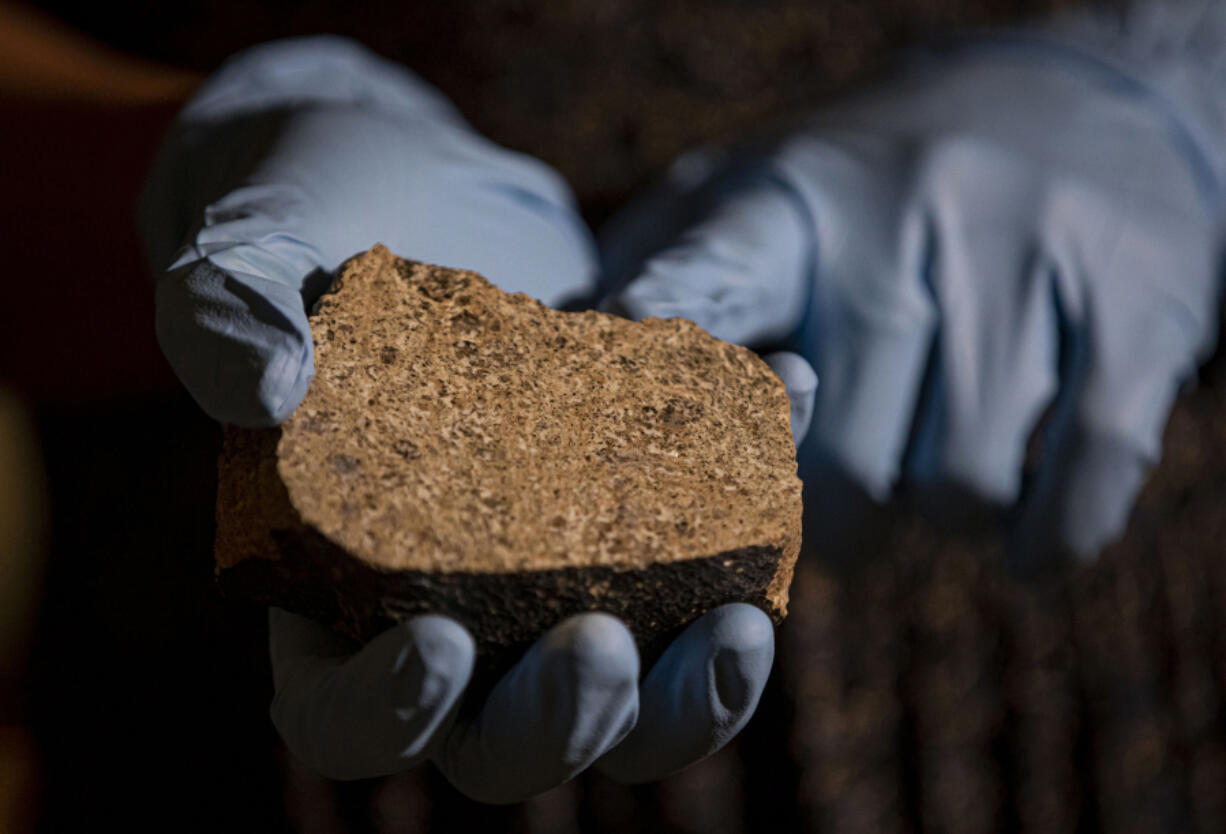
[216,244,802,666]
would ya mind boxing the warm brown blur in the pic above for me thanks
[0,2,198,103]
[0,3,199,403]
[0,389,44,834]
[1,7,197,832]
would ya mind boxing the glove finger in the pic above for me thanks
[610,177,813,347]
[155,259,315,426]
[268,609,475,781]
[595,603,773,784]
[903,142,1059,509]
[437,613,640,804]
[763,351,818,446]
[1009,321,1190,571]
[1010,205,1215,571]
[771,135,939,500]
[1012,422,1156,573]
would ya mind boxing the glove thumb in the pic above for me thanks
[610,177,813,348]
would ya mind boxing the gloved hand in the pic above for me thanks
[601,4,1226,572]
[140,37,812,802]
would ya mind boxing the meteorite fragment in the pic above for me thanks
[215,244,802,670]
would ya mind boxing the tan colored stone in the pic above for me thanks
[216,245,802,662]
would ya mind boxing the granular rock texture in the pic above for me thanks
[216,244,802,664]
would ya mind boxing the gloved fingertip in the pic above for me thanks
[257,340,316,427]
[544,612,640,679]
[763,351,818,446]
[269,614,475,780]
[594,603,773,784]
[538,614,641,760]
[155,261,316,427]
[610,263,685,324]
[764,351,817,391]
[393,616,476,710]
[436,613,639,803]
[1010,426,1151,576]
[706,604,775,715]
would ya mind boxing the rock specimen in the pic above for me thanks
[216,244,802,669]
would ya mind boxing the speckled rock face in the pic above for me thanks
[216,245,802,664]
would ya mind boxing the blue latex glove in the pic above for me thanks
[601,3,1226,571]
[140,37,805,802]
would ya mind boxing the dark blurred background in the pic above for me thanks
[6,1,1226,832]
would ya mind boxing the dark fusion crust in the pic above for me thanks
[218,527,783,687]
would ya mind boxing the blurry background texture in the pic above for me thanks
[6,0,1226,831]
